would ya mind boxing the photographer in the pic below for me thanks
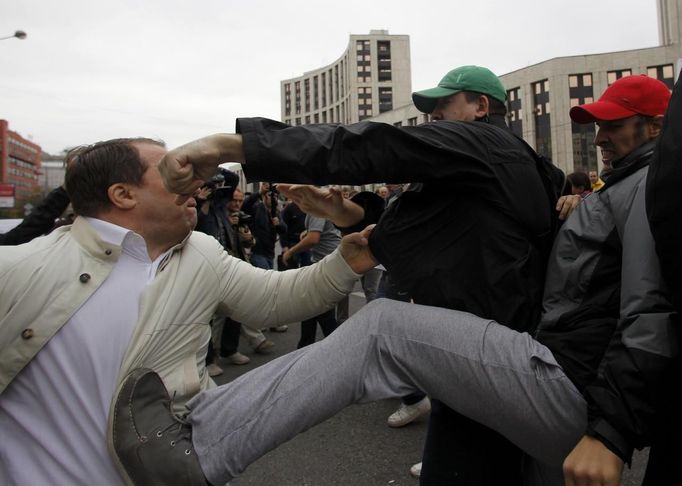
[227,191,255,260]
[195,172,274,371]
[242,182,287,270]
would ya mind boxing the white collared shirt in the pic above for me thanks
[0,218,169,486]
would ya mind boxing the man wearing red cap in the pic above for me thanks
[110,75,675,486]
[548,74,674,484]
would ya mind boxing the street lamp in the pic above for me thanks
[0,30,27,41]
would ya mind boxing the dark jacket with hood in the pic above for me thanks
[537,141,677,462]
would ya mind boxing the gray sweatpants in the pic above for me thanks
[187,299,586,484]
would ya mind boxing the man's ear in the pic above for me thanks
[476,95,490,118]
[648,115,664,140]
[107,183,137,210]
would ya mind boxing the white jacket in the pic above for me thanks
[0,216,358,469]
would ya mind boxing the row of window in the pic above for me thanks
[284,102,350,125]
[8,138,39,155]
[392,114,430,127]
[8,155,38,170]
[358,86,394,120]
[284,39,394,117]
[284,59,349,116]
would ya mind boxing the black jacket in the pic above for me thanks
[242,194,286,260]
[0,187,70,246]
[238,115,556,331]
[647,77,682,314]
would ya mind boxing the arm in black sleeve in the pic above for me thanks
[335,191,385,234]
[584,176,679,462]
[236,118,498,186]
[646,77,682,313]
[0,186,70,246]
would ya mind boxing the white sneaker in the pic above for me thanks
[409,462,422,478]
[387,396,431,427]
[206,363,224,377]
[224,352,250,365]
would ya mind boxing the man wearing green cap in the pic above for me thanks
[139,65,561,485]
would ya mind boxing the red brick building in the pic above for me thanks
[0,119,42,206]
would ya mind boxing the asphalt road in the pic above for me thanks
[212,291,649,485]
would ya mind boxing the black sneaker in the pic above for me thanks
[112,368,207,485]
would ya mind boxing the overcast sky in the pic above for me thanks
[1,0,660,154]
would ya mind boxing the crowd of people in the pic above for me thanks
[1,66,680,486]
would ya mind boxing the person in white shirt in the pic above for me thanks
[0,137,375,485]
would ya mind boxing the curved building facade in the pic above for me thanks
[280,30,411,126]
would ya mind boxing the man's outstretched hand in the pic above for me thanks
[338,225,378,274]
[159,134,244,204]
[277,184,365,228]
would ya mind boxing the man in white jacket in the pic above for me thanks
[0,137,374,486]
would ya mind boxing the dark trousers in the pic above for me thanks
[420,400,523,486]
[219,318,242,357]
[298,308,338,348]
[206,318,243,363]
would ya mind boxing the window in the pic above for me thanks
[407,117,418,126]
[304,79,310,112]
[358,87,372,120]
[378,87,393,113]
[506,87,522,138]
[607,69,632,85]
[284,83,291,116]
[532,80,552,158]
[568,73,597,172]
[647,64,675,89]
[377,40,391,81]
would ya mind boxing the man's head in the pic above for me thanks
[589,170,600,185]
[65,138,198,249]
[377,186,389,199]
[570,75,670,166]
[228,187,244,212]
[412,65,507,122]
[259,182,271,196]
[567,172,591,195]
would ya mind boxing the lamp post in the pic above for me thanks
[0,30,27,41]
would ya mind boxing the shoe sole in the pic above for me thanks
[111,368,161,486]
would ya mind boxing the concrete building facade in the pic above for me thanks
[280,30,411,126]
[0,120,42,205]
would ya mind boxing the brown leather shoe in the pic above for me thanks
[112,368,207,485]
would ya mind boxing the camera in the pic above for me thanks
[237,211,252,226]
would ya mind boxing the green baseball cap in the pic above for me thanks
[412,65,507,114]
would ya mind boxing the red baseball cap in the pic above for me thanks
[570,74,671,124]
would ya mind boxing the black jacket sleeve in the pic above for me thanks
[335,191,386,234]
[236,118,499,187]
[647,77,682,313]
[0,186,70,246]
